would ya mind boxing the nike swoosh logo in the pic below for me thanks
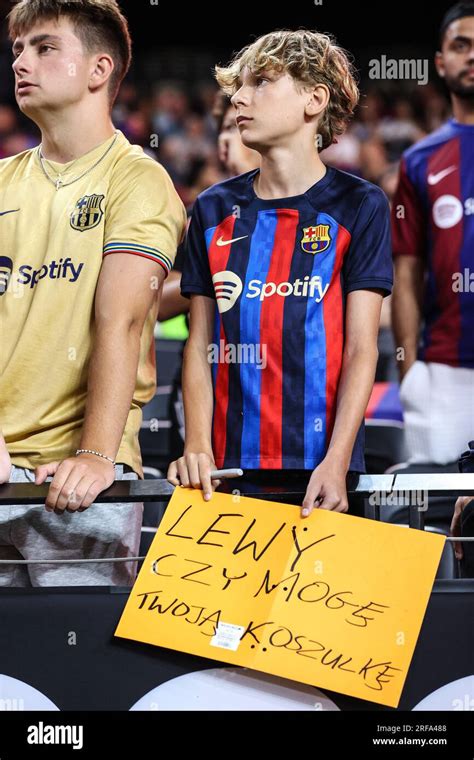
[427,166,457,185]
[216,235,249,247]
[0,209,20,217]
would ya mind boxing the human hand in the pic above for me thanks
[167,451,222,502]
[301,457,349,518]
[35,454,116,514]
[450,496,474,561]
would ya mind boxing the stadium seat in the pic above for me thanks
[365,422,406,473]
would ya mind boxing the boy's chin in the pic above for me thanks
[240,134,263,152]
[17,99,41,116]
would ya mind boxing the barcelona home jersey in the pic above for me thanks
[392,119,474,369]
[181,167,393,471]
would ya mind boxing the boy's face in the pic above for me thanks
[12,17,95,117]
[231,66,314,151]
[436,16,474,97]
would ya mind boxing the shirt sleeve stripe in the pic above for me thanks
[103,242,173,273]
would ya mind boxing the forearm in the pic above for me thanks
[392,263,423,375]
[0,430,9,458]
[0,431,11,483]
[326,346,379,471]
[0,428,9,452]
[182,339,214,453]
[79,324,142,460]
[158,272,189,322]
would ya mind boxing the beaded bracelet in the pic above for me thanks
[75,449,116,466]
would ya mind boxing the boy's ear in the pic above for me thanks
[434,51,445,78]
[306,84,330,117]
[89,52,114,92]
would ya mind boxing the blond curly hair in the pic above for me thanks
[215,29,359,151]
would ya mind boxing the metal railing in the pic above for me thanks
[1,473,473,564]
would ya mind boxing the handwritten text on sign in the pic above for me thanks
[115,489,445,707]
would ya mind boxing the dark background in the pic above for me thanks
[0,0,447,92]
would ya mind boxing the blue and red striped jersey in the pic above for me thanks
[181,167,393,472]
[392,119,474,368]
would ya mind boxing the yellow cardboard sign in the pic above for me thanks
[115,489,445,707]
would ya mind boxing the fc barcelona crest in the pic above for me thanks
[70,194,105,232]
[301,224,331,255]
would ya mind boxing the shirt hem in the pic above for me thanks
[181,284,216,299]
[345,279,393,296]
[216,458,366,472]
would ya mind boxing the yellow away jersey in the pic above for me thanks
[0,130,187,478]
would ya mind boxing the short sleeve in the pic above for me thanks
[391,157,426,258]
[180,198,216,299]
[103,157,187,276]
[173,213,192,273]
[343,185,393,298]
[173,240,186,273]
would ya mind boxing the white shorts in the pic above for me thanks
[400,361,474,465]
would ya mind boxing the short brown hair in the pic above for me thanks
[215,29,359,151]
[8,0,132,105]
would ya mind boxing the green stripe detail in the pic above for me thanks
[104,242,173,271]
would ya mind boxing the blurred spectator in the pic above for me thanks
[376,98,425,161]
[378,162,401,203]
[0,35,451,216]
[320,127,362,174]
[353,90,386,141]
[151,82,190,138]
[419,83,451,132]
[215,90,260,177]
[0,103,16,137]
[0,102,37,158]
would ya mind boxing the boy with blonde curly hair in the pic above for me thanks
[168,30,393,517]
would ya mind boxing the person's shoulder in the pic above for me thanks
[402,121,456,167]
[319,166,389,209]
[0,146,37,176]
[195,170,257,209]
[110,131,175,185]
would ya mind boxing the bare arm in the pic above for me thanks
[167,295,219,499]
[391,255,424,380]
[327,289,383,467]
[80,254,166,458]
[379,293,392,329]
[0,429,11,484]
[158,270,190,322]
[302,289,384,516]
[36,253,166,511]
[182,295,215,451]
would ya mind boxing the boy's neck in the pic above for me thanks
[37,107,116,164]
[255,146,327,200]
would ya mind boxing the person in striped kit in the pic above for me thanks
[168,30,393,517]
[391,3,474,560]
[392,2,474,466]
